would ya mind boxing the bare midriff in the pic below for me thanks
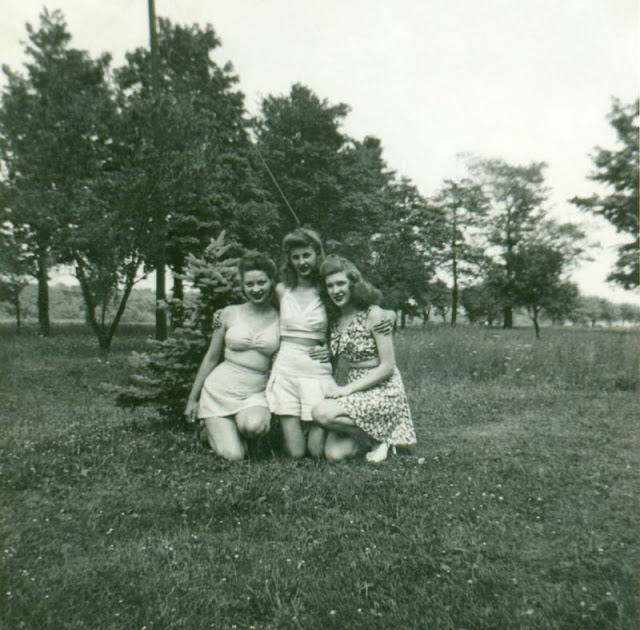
[280,335,324,347]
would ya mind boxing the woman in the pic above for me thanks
[312,256,416,463]
[266,227,335,458]
[185,251,280,461]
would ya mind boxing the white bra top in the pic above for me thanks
[279,289,327,341]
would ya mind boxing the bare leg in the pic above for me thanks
[307,424,326,458]
[203,415,245,461]
[324,431,361,462]
[279,415,306,458]
[312,400,371,441]
[236,406,271,438]
[313,399,377,459]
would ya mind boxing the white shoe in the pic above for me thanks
[366,442,389,463]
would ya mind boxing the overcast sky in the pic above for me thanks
[2,0,639,303]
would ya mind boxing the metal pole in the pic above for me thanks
[148,0,167,340]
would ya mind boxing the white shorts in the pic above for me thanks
[197,360,269,419]
[266,341,335,421]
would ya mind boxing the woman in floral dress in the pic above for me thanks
[311,256,416,463]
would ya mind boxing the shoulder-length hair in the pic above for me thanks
[319,255,381,316]
[280,227,325,288]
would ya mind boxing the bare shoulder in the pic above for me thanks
[367,305,387,325]
[275,282,286,299]
[380,307,396,323]
[214,304,235,328]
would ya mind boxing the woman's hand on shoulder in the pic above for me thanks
[370,306,396,335]
[212,306,230,332]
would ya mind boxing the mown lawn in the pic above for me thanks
[1,323,638,630]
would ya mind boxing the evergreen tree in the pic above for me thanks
[111,232,245,419]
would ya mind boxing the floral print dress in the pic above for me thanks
[330,308,416,446]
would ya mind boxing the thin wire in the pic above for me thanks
[251,144,301,226]
[230,93,301,226]
[163,17,302,227]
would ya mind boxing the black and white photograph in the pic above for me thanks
[1,1,638,628]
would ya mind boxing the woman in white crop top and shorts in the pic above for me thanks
[266,228,334,458]
[185,252,280,460]
[266,228,394,458]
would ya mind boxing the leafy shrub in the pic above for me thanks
[109,233,247,419]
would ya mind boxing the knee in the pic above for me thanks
[324,433,359,463]
[324,443,349,463]
[214,443,245,461]
[311,401,332,426]
[237,410,271,439]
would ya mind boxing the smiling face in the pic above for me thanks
[325,271,351,309]
[289,246,318,279]
[241,270,273,305]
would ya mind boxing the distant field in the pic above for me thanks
[1,324,638,629]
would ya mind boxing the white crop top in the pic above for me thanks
[279,289,327,341]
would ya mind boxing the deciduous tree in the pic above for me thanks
[466,157,548,328]
[432,178,489,325]
[0,221,32,331]
[0,9,113,335]
[571,99,639,288]
[116,18,279,336]
[508,242,579,338]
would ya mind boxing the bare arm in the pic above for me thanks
[184,310,226,422]
[330,307,395,396]
[371,308,396,335]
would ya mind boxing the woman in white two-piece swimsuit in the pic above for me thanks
[185,252,280,461]
[266,227,395,459]
[266,228,334,458]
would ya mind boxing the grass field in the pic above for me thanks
[1,323,638,630]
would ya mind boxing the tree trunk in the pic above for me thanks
[171,259,184,329]
[37,246,50,336]
[75,262,108,350]
[450,209,458,326]
[503,306,513,329]
[13,292,21,333]
[451,276,458,326]
[75,258,139,352]
[533,309,541,339]
[155,263,168,341]
[400,306,407,329]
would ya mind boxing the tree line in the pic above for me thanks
[4,282,639,330]
[1,9,638,348]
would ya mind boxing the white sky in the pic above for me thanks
[2,0,639,303]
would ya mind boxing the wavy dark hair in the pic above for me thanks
[238,251,278,302]
[319,255,382,317]
[280,227,325,288]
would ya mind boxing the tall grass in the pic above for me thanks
[1,323,638,629]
